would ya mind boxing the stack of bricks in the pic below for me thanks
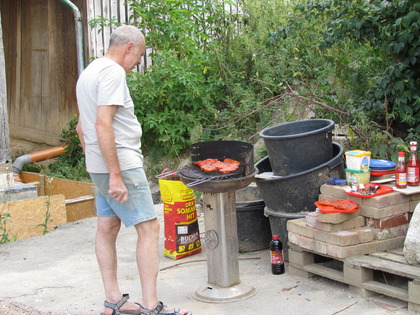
[287,184,418,259]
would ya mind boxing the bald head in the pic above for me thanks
[109,25,145,49]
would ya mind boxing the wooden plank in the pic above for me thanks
[303,263,345,283]
[2,194,67,241]
[347,255,420,280]
[362,280,408,301]
[370,252,409,265]
[65,195,94,205]
[387,248,404,256]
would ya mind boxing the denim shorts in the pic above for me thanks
[89,168,157,227]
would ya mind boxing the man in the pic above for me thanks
[76,25,191,315]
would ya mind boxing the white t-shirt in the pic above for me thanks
[76,57,143,173]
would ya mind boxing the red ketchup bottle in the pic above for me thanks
[407,141,420,186]
[270,235,285,275]
[395,152,407,189]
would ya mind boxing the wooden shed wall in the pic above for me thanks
[0,0,81,146]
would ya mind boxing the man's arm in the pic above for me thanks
[76,117,86,153]
[95,105,128,203]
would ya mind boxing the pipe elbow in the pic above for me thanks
[12,154,32,174]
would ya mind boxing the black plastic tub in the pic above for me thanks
[235,184,271,252]
[264,207,306,262]
[254,142,344,213]
[259,119,335,176]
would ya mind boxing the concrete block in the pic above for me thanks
[288,248,314,267]
[305,212,365,232]
[360,202,410,219]
[319,184,348,199]
[343,262,373,283]
[366,212,412,229]
[409,279,420,313]
[317,210,360,224]
[372,224,409,240]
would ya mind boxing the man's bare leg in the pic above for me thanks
[97,216,141,314]
[135,218,190,314]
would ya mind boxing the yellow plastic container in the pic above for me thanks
[346,168,371,186]
[345,150,371,171]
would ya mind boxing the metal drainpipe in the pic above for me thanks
[60,0,84,75]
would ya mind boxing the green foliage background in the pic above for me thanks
[51,0,419,177]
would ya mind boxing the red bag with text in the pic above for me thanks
[158,171,201,259]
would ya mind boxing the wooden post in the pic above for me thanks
[0,10,11,164]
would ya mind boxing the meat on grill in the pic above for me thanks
[194,158,240,174]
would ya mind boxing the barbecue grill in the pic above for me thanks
[179,141,257,303]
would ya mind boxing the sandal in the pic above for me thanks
[139,301,192,315]
[101,293,141,315]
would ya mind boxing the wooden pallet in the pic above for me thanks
[288,246,420,313]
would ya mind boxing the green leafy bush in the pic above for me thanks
[47,116,90,182]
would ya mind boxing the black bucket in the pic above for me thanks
[254,142,344,213]
[264,207,306,262]
[259,119,335,176]
[235,184,271,252]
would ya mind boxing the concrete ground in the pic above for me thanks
[0,204,411,315]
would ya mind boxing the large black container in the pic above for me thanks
[259,119,335,176]
[235,184,271,252]
[254,142,344,213]
[264,207,306,262]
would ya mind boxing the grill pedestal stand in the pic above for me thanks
[192,191,257,303]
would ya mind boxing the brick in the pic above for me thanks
[305,212,365,232]
[326,236,405,258]
[319,184,348,199]
[410,193,420,201]
[287,218,314,239]
[318,194,334,200]
[366,212,412,229]
[410,200,420,212]
[361,191,410,208]
[289,233,405,258]
[317,210,360,224]
[288,218,374,246]
[372,224,409,240]
[360,201,410,219]
[288,232,327,254]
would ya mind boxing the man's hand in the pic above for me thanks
[108,175,128,203]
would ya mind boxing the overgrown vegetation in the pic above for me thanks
[47,116,89,181]
[49,0,418,177]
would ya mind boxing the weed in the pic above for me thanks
[36,196,52,235]
[0,199,11,244]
